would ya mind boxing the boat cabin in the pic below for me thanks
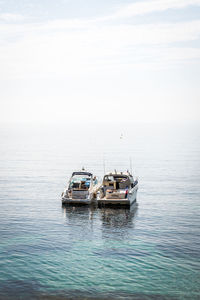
[103,173,133,191]
[69,172,92,191]
[100,172,134,200]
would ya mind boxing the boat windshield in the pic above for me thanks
[104,175,114,181]
[72,175,90,181]
[69,176,91,189]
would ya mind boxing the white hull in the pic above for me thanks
[61,171,100,205]
[62,196,91,205]
[98,184,138,207]
[62,185,101,205]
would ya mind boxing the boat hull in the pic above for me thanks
[98,184,138,207]
[62,196,91,205]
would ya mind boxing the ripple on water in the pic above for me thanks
[0,280,182,300]
[0,123,200,299]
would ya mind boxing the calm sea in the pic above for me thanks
[0,122,200,300]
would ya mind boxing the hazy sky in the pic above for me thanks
[0,0,200,123]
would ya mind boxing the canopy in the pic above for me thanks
[72,171,92,177]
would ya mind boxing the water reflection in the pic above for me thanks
[62,204,96,222]
[99,204,138,241]
[100,203,138,228]
[62,203,138,230]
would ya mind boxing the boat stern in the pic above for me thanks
[62,189,92,205]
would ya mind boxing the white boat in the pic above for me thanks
[97,171,138,207]
[61,171,100,205]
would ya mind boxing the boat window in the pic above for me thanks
[104,175,114,181]
[70,176,90,188]
[71,182,79,188]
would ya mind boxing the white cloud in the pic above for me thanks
[0,19,200,80]
[0,0,200,122]
[0,13,25,22]
[103,0,200,20]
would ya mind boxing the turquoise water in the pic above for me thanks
[0,122,200,299]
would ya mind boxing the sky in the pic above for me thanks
[0,0,200,123]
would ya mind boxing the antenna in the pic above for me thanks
[129,157,133,175]
[103,155,106,174]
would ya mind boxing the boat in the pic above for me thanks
[97,171,138,207]
[61,170,100,205]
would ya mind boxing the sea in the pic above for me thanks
[0,122,199,300]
